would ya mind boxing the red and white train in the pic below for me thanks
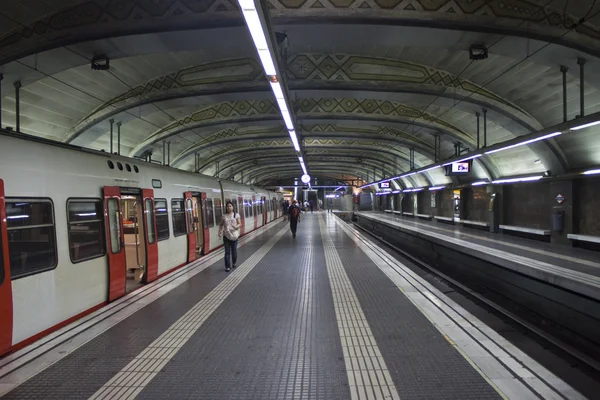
[0,131,283,357]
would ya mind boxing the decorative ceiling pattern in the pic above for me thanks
[1,0,600,186]
[3,0,600,66]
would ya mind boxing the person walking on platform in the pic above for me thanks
[218,201,241,272]
[289,199,302,238]
[283,200,289,221]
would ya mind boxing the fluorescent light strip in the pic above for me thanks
[422,165,442,172]
[583,169,600,175]
[270,81,284,99]
[442,154,482,167]
[570,120,600,131]
[288,130,300,151]
[238,4,277,76]
[428,186,445,191]
[485,132,561,155]
[472,181,488,186]
[391,190,400,194]
[298,156,304,163]
[492,175,543,184]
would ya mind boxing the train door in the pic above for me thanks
[260,196,269,225]
[237,195,245,235]
[185,192,197,261]
[252,195,258,230]
[104,187,157,299]
[0,179,13,355]
[190,192,209,255]
[104,186,126,301]
[141,189,158,283]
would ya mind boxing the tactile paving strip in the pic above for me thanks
[0,222,285,400]
[136,214,350,400]
[318,215,400,400]
[88,225,289,400]
[324,216,503,400]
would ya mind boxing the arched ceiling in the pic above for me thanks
[2,0,600,187]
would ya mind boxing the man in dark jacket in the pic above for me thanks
[288,199,302,238]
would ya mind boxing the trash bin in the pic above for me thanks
[552,210,564,232]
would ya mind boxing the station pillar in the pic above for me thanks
[550,179,574,245]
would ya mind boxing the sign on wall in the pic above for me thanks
[555,193,566,204]
[431,193,436,208]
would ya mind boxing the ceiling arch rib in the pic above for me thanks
[220,153,403,178]
[169,125,437,167]
[128,97,475,158]
[64,54,540,141]
[2,0,600,67]
[195,142,425,174]
[228,158,400,183]
[192,144,430,187]
[244,165,382,184]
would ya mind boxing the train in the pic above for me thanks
[0,130,284,357]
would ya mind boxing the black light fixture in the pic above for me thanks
[91,55,110,70]
[469,44,488,61]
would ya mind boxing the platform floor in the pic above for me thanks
[367,211,600,277]
[0,214,585,400]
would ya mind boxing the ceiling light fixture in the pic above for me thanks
[485,132,561,155]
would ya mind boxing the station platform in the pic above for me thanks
[0,214,585,400]
[356,211,600,301]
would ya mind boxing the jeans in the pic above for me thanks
[290,218,298,234]
[224,237,238,269]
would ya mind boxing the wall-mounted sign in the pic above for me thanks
[555,193,566,204]
[451,162,470,173]
[380,182,390,188]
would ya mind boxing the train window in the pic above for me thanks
[145,198,156,244]
[231,199,239,219]
[214,198,223,224]
[107,160,115,169]
[117,162,124,171]
[205,199,214,228]
[252,201,257,217]
[6,199,57,279]
[126,164,132,172]
[152,179,162,189]
[154,198,169,241]
[134,165,139,173]
[171,199,186,237]
[244,200,249,218]
[185,198,194,234]
[107,198,121,254]
[67,199,105,263]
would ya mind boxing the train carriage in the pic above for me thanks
[0,131,283,356]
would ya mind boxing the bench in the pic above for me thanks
[567,234,600,244]
[434,216,454,222]
[499,225,550,236]
[384,209,393,213]
[460,219,489,227]
[392,211,402,215]
[415,213,433,220]
[402,212,414,217]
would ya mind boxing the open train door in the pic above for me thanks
[141,189,158,283]
[103,186,126,302]
[200,193,210,254]
[238,195,245,235]
[252,195,258,230]
[262,196,268,225]
[184,192,196,262]
[0,179,13,356]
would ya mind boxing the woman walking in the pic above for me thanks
[218,201,241,272]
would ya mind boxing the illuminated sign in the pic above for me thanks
[380,182,390,188]
[451,162,470,173]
